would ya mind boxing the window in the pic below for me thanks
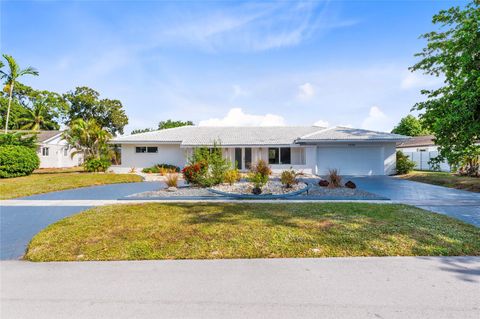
[268,148,279,164]
[136,146,158,153]
[268,147,291,164]
[42,147,49,156]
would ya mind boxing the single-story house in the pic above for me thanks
[396,135,450,172]
[36,130,83,168]
[111,126,407,176]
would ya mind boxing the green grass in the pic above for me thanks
[0,170,143,199]
[399,170,480,193]
[25,203,480,261]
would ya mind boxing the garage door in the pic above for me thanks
[317,146,384,176]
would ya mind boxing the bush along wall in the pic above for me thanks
[0,145,40,178]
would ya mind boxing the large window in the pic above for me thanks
[268,147,291,164]
[135,146,158,153]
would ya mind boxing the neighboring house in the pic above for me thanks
[111,126,407,176]
[396,135,450,172]
[36,131,83,168]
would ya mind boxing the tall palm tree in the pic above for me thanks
[0,54,39,133]
[18,103,58,130]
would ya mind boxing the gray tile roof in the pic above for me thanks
[112,126,407,146]
[396,135,435,148]
[6,130,62,143]
[296,127,408,142]
[112,126,323,146]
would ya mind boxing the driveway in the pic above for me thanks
[349,176,480,226]
[1,257,479,319]
[1,177,479,260]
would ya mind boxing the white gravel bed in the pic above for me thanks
[211,181,307,195]
[127,186,219,198]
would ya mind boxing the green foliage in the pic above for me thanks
[250,159,272,178]
[84,157,111,172]
[183,142,231,187]
[64,87,128,135]
[391,115,430,136]
[456,145,480,177]
[396,151,416,175]
[0,145,39,178]
[247,172,268,189]
[0,132,37,149]
[142,164,180,174]
[280,169,298,188]
[410,1,480,172]
[63,118,112,161]
[158,119,193,130]
[131,128,154,135]
[224,168,241,185]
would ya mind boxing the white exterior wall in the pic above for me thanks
[119,144,187,170]
[37,135,83,168]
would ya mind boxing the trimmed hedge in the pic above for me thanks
[0,145,40,178]
[84,157,111,172]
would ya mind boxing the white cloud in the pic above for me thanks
[199,108,285,126]
[361,106,393,132]
[297,82,315,100]
[400,72,443,90]
[313,119,329,127]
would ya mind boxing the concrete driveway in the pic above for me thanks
[2,257,479,319]
[349,176,480,226]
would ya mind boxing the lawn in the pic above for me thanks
[399,170,480,193]
[25,203,480,261]
[0,169,143,199]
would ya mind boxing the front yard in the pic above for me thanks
[0,169,143,199]
[399,170,480,193]
[25,203,480,261]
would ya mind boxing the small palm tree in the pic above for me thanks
[63,118,112,160]
[18,104,57,130]
[0,54,39,133]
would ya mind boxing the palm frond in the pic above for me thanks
[19,66,39,77]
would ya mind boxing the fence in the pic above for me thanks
[403,150,451,172]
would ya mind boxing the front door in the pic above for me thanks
[244,148,252,170]
[235,148,242,170]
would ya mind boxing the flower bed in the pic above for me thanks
[210,180,308,196]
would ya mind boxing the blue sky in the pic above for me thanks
[1,0,466,133]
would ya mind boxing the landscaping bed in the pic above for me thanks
[399,170,480,193]
[25,203,480,261]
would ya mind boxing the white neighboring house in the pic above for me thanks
[36,131,83,168]
[396,135,451,172]
[110,126,408,176]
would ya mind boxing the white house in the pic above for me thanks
[36,131,83,168]
[111,126,407,176]
[396,135,451,172]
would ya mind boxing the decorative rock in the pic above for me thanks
[345,181,356,189]
[318,180,329,187]
[252,187,262,195]
[166,186,178,192]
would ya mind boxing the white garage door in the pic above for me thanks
[317,146,384,176]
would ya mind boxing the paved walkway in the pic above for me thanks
[1,257,479,319]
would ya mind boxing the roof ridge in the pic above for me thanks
[298,126,335,139]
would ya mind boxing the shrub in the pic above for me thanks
[84,157,111,172]
[184,142,231,187]
[165,173,179,188]
[251,159,271,178]
[0,132,37,149]
[142,166,159,174]
[396,151,416,175]
[224,168,241,185]
[248,172,268,189]
[142,164,180,174]
[327,169,342,188]
[280,169,298,188]
[182,161,208,185]
[0,145,40,178]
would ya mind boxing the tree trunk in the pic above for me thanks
[4,82,15,133]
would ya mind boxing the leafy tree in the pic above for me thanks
[17,104,59,130]
[0,54,39,133]
[131,128,154,135]
[410,1,480,173]
[158,119,193,130]
[0,131,37,149]
[63,118,112,160]
[64,87,128,135]
[391,115,430,136]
